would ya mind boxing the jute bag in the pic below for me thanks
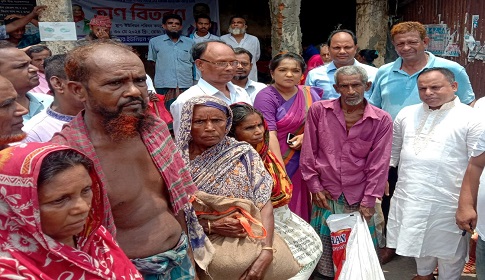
[191,191,301,280]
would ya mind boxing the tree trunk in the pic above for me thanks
[268,0,302,56]
[37,0,77,54]
[356,0,389,67]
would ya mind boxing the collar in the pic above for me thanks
[46,106,76,122]
[197,78,239,96]
[422,96,458,111]
[323,98,381,120]
[326,59,360,73]
[193,32,211,39]
[162,34,185,43]
[391,51,436,74]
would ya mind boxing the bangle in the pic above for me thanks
[207,220,211,235]
[261,246,274,252]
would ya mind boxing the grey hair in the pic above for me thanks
[334,65,368,84]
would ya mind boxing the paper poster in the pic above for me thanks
[425,24,448,56]
[38,22,77,41]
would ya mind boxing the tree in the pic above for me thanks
[268,0,302,56]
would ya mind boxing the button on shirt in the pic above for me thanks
[300,99,393,207]
[148,34,194,88]
[305,59,378,100]
[170,78,252,136]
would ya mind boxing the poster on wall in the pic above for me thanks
[425,24,447,56]
[0,0,36,20]
[72,0,220,45]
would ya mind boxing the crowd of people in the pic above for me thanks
[0,4,484,280]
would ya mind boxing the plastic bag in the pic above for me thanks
[339,212,385,280]
[327,213,357,279]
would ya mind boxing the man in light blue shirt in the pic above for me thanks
[148,13,195,120]
[305,29,378,100]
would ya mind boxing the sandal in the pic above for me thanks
[463,257,476,274]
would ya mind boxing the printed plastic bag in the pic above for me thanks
[339,212,385,280]
[327,213,357,279]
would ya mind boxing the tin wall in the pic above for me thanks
[398,0,485,99]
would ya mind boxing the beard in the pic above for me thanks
[228,26,246,35]
[233,74,248,80]
[344,95,365,106]
[166,30,181,39]
[87,95,154,142]
[0,132,27,147]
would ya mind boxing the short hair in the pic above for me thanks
[65,40,133,84]
[229,15,247,25]
[417,67,455,83]
[44,54,67,94]
[191,40,231,61]
[327,29,357,46]
[334,65,369,84]
[233,47,253,61]
[37,149,93,187]
[25,45,52,58]
[228,103,263,137]
[162,13,183,25]
[269,52,306,73]
[358,49,378,63]
[195,14,211,23]
[391,21,426,40]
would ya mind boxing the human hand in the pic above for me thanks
[288,134,303,150]
[385,181,390,196]
[312,190,331,210]
[455,206,477,234]
[239,250,272,280]
[148,91,160,102]
[211,213,247,238]
[31,6,47,16]
[359,205,375,222]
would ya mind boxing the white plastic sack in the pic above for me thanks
[338,212,385,280]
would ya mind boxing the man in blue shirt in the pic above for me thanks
[305,29,378,100]
[148,13,195,128]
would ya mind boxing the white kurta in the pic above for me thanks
[387,98,484,259]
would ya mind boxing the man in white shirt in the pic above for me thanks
[23,54,84,142]
[305,29,377,100]
[231,47,267,103]
[387,67,484,280]
[170,41,251,136]
[220,16,260,81]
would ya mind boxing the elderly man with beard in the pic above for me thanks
[0,41,52,122]
[220,16,260,81]
[51,40,211,279]
[0,75,28,149]
[300,65,392,279]
[231,47,267,102]
[148,13,195,129]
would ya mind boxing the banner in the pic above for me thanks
[72,0,219,45]
[0,0,36,20]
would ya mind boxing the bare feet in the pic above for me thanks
[412,274,435,280]
[378,247,396,265]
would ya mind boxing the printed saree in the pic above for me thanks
[0,143,142,279]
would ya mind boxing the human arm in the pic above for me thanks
[456,152,485,233]
[454,67,475,106]
[200,213,248,238]
[4,6,46,33]
[176,209,200,280]
[361,115,393,209]
[240,201,274,280]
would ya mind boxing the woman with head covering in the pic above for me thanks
[253,52,322,222]
[0,142,142,279]
[176,96,299,280]
[229,102,323,279]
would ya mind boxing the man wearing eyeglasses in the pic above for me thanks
[231,47,267,103]
[148,13,195,129]
[170,41,252,136]
[386,67,483,280]
[369,21,476,265]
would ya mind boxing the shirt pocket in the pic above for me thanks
[176,49,191,63]
[349,138,373,159]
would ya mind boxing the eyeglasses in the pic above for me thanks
[199,58,239,68]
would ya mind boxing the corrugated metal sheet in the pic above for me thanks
[398,0,485,99]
